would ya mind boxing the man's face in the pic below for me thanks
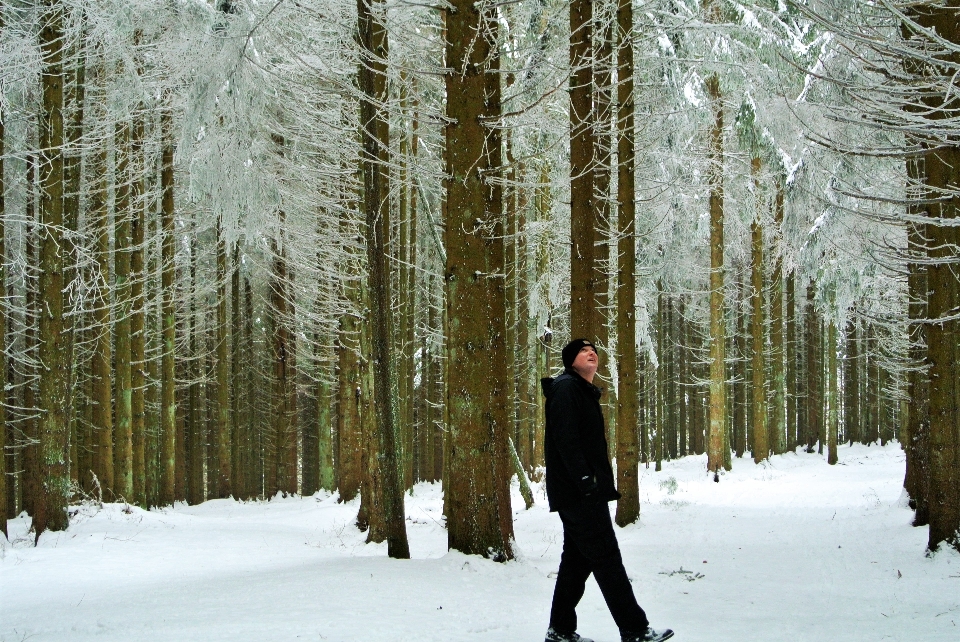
[571,344,598,380]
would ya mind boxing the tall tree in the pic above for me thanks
[614,0,639,527]
[89,47,113,497]
[0,0,7,538]
[130,75,147,506]
[827,319,838,465]
[705,76,727,473]
[750,157,768,464]
[769,178,786,455]
[215,215,231,497]
[569,0,598,338]
[159,104,176,506]
[114,117,133,501]
[34,0,69,535]
[356,0,408,558]
[443,0,514,560]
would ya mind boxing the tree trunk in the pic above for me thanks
[594,2,617,447]
[906,205,930,524]
[114,118,133,501]
[63,23,84,494]
[34,0,69,535]
[337,278,364,502]
[805,284,819,452]
[187,235,204,506]
[706,72,727,474]
[231,244,244,499]
[569,0,598,338]
[786,271,797,449]
[23,153,37,518]
[678,299,688,456]
[770,179,786,455]
[614,0,639,526]
[357,0,409,558]
[159,106,176,506]
[130,102,146,507]
[924,143,960,551]
[215,216,231,497]
[443,0,514,560]
[751,157,768,464]
[733,275,746,458]
[655,284,664,472]
[827,320,838,465]
[844,319,860,447]
[244,276,258,498]
[269,218,296,497]
[0,15,5,534]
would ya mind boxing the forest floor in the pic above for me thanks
[2,442,958,642]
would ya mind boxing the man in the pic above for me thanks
[542,338,673,642]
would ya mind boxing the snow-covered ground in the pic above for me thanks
[2,443,957,642]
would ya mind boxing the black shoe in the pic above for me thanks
[621,627,674,642]
[545,627,595,642]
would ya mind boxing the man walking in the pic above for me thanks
[542,338,673,642]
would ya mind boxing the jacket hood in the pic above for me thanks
[540,376,557,398]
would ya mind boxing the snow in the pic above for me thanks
[3,443,958,642]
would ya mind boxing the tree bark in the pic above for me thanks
[214,216,231,497]
[786,271,797,449]
[187,234,204,506]
[924,143,960,551]
[34,0,69,535]
[114,118,133,501]
[750,157,768,464]
[805,284,820,452]
[906,210,930,524]
[614,0,639,526]
[443,0,514,560]
[770,178,786,455]
[356,0,409,557]
[0,7,5,533]
[130,97,146,507]
[706,72,727,474]
[23,154,37,518]
[827,320,838,465]
[569,0,598,338]
[159,106,176,506]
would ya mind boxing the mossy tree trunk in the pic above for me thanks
[443,0,514,560]
[706,71,727,474]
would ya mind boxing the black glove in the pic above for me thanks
[578,475,599,500]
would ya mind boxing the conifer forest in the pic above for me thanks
[1,0,959,566]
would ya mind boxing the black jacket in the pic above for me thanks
[541,369,621,511]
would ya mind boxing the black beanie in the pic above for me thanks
[562,338,596,370]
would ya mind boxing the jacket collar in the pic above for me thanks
[562,367,603,399]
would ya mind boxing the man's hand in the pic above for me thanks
[578,475,598,500]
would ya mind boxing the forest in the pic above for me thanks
[0,0,958,564]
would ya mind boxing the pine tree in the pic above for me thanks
[569,0,598,338]
[34,0,69,535]
[614,0,639,527]
[443,0,514,560]
[356,0,409,558]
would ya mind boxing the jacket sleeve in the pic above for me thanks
[547,380,594,488]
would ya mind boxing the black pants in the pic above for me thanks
[548,501,649,635]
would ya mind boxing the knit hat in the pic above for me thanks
[562,338,596,370]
